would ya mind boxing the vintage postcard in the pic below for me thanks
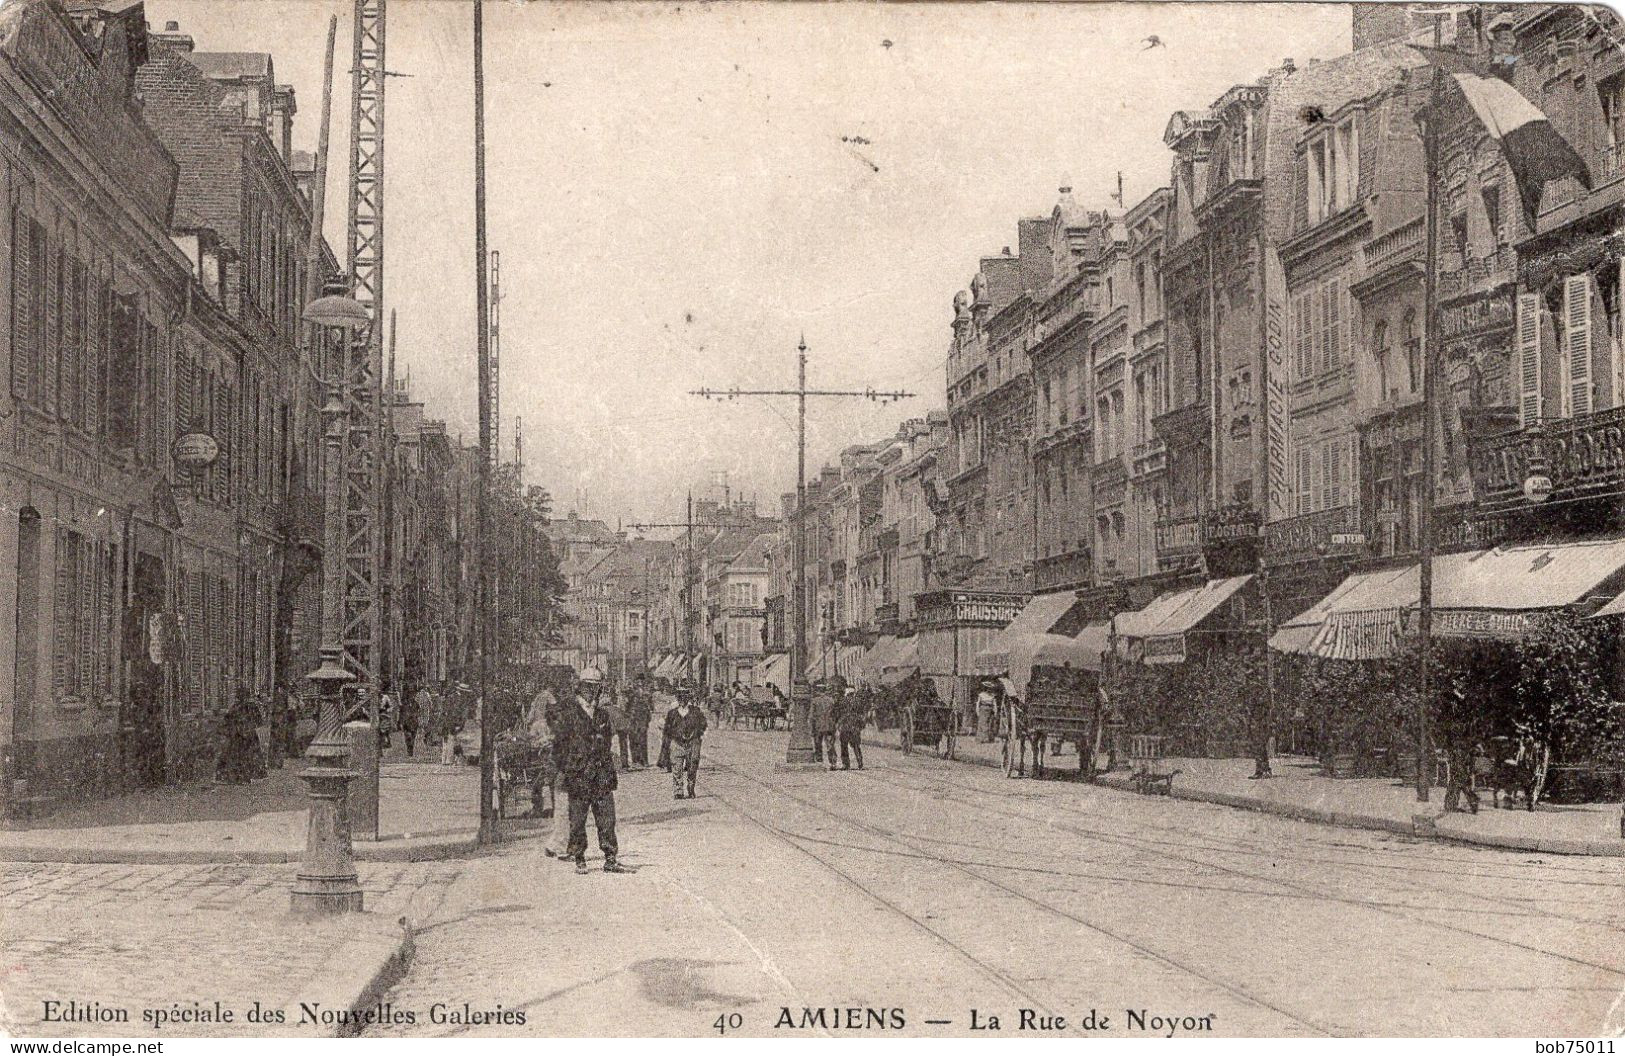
[2,0,1624,1042]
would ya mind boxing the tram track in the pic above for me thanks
[704,743,1338,1036]
[845,751,1625,977]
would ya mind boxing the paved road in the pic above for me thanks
[372,726,1625,1038]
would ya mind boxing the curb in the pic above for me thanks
[0,826,543,866]
[294,916,417,1038]
[860,732,1625,857]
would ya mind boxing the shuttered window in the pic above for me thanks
[1564,273,1594,419]
[1517,291,1543,427]
[10,210,39,403]
[50,530,113,704]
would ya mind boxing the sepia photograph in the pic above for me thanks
[3,0,1625,1041]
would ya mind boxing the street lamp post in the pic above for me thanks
[291,286,370,915]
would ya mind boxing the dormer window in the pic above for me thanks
[1306,115,1359,223]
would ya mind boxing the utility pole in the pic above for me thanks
[692,337,912,764]
[628,494,743,687]
[1415,61,1444,804]
[473,0,497,844]
[341,0,388,695]
[491,249,502,461]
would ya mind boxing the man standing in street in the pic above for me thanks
[812,682,838,770]
[664,686,708,799]
[603,684,632,771]
[628,675,653,769]
[557,668,631,874]
[837,687,866,771]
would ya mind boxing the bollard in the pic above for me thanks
[343,720,380,841]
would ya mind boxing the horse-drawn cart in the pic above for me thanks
[493,730,552,819]
[899,693,957,759]
[729,687,787,731]
[1001,664,1100,779]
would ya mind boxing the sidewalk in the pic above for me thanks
[861,730,1625,856]
[0,756,484,864]
[0,857,464,1038]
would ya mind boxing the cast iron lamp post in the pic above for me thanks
[290,287,369,915]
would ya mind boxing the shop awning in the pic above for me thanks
[651,654,677,679]
[878,636,920,684]
[1135,575,1254,664]
[855,636,896,685]
[1278,538,1625,658]
[970,591,1076,676]
[1032,620,1113,674]
[1268,570,1401,655]
[753,652,790,693]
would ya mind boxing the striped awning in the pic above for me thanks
[971,591,1077,676]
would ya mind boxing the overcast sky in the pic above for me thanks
[145,0,1352,529]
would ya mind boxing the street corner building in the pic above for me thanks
[0,0,497,817]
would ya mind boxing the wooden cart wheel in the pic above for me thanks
[901,710,914,755]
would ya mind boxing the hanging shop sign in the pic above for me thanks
[172,433,220,467]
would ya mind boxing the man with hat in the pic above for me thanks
[556,667,631,874]
[664,683,708,799]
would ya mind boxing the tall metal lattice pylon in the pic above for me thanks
[341,0,386,687]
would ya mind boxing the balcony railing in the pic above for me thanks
[1362,218,1424,272]
[1468,405,1625,510]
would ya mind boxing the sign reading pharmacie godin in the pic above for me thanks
[171,432,220,467]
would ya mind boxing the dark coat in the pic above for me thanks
[811,693,837,734]
[837,700,866,736]
[664,705,708,747]
[557,701,618,798]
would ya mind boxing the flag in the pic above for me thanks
[1421,49,1593,215]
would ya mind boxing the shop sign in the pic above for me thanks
[1265,506,1360,559]
[1263,248,1292,522]
[952,592,1025,625]
[1434,609,1542,641]
[1203,503,1262,544]
[172,433,220,467]
[1439,289,1514,341]
[1143,634,1187,665]
[1468,407,1625,508]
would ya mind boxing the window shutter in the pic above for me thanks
[10,208,32,403]
[72,261,88,431]
[78,540,96,700]
[53,529,73,698]
[1320,283,1336,374]
[1565,273,1593,418]
[90,279,106,440]
[43,244,58,418]
[1339,281,1354,369]
[1517,291,1543,427]
[1296,445,1313,516]
[1316,440,1331,513]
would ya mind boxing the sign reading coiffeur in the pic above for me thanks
[172,432,220,467]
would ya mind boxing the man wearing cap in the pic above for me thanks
[664,685,708,799]
[556,667,631,874]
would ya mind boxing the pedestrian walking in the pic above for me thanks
[812,683,837,769]
[665,687,708,798]
[657,685,682,771]
[603,687,632,770]
[975,680,997,743]
[555,668,631,874]
[400,687,423,758]
[524,684,559,819]
[837,688,866,771]
[629,676,653,768]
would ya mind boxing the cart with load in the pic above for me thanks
[896,675,957,759]
[1001,663,1101,779]
[729,687,787,731]
[493,729,552,819]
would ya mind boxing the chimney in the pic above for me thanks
[150,19,195,54]
[270,85,297,163]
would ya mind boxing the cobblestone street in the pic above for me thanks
[0,859,463,1037]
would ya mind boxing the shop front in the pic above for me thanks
[913,588,1024,711]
